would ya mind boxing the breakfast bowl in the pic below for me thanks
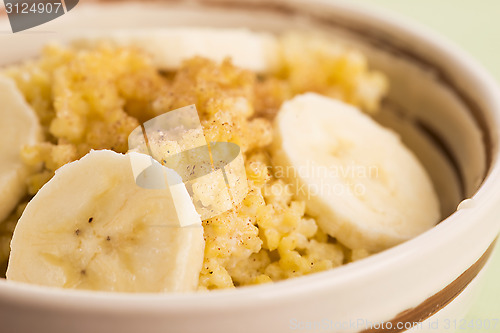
[0,0,499,332]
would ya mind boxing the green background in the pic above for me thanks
[351,0,500,330]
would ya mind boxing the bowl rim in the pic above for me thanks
[1,0,500,312]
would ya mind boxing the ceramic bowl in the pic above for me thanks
[0,1,499,332]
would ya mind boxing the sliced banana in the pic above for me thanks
[272,93,440,252]
[72,28,279,72]
[7,150,205,292]
[0,75,42,222]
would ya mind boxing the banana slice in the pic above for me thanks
[72,28,279,72]
[7,150,205,292]
[272,93,440,252]
[0,75,42,222]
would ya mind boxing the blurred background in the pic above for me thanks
[351,0,500,329]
